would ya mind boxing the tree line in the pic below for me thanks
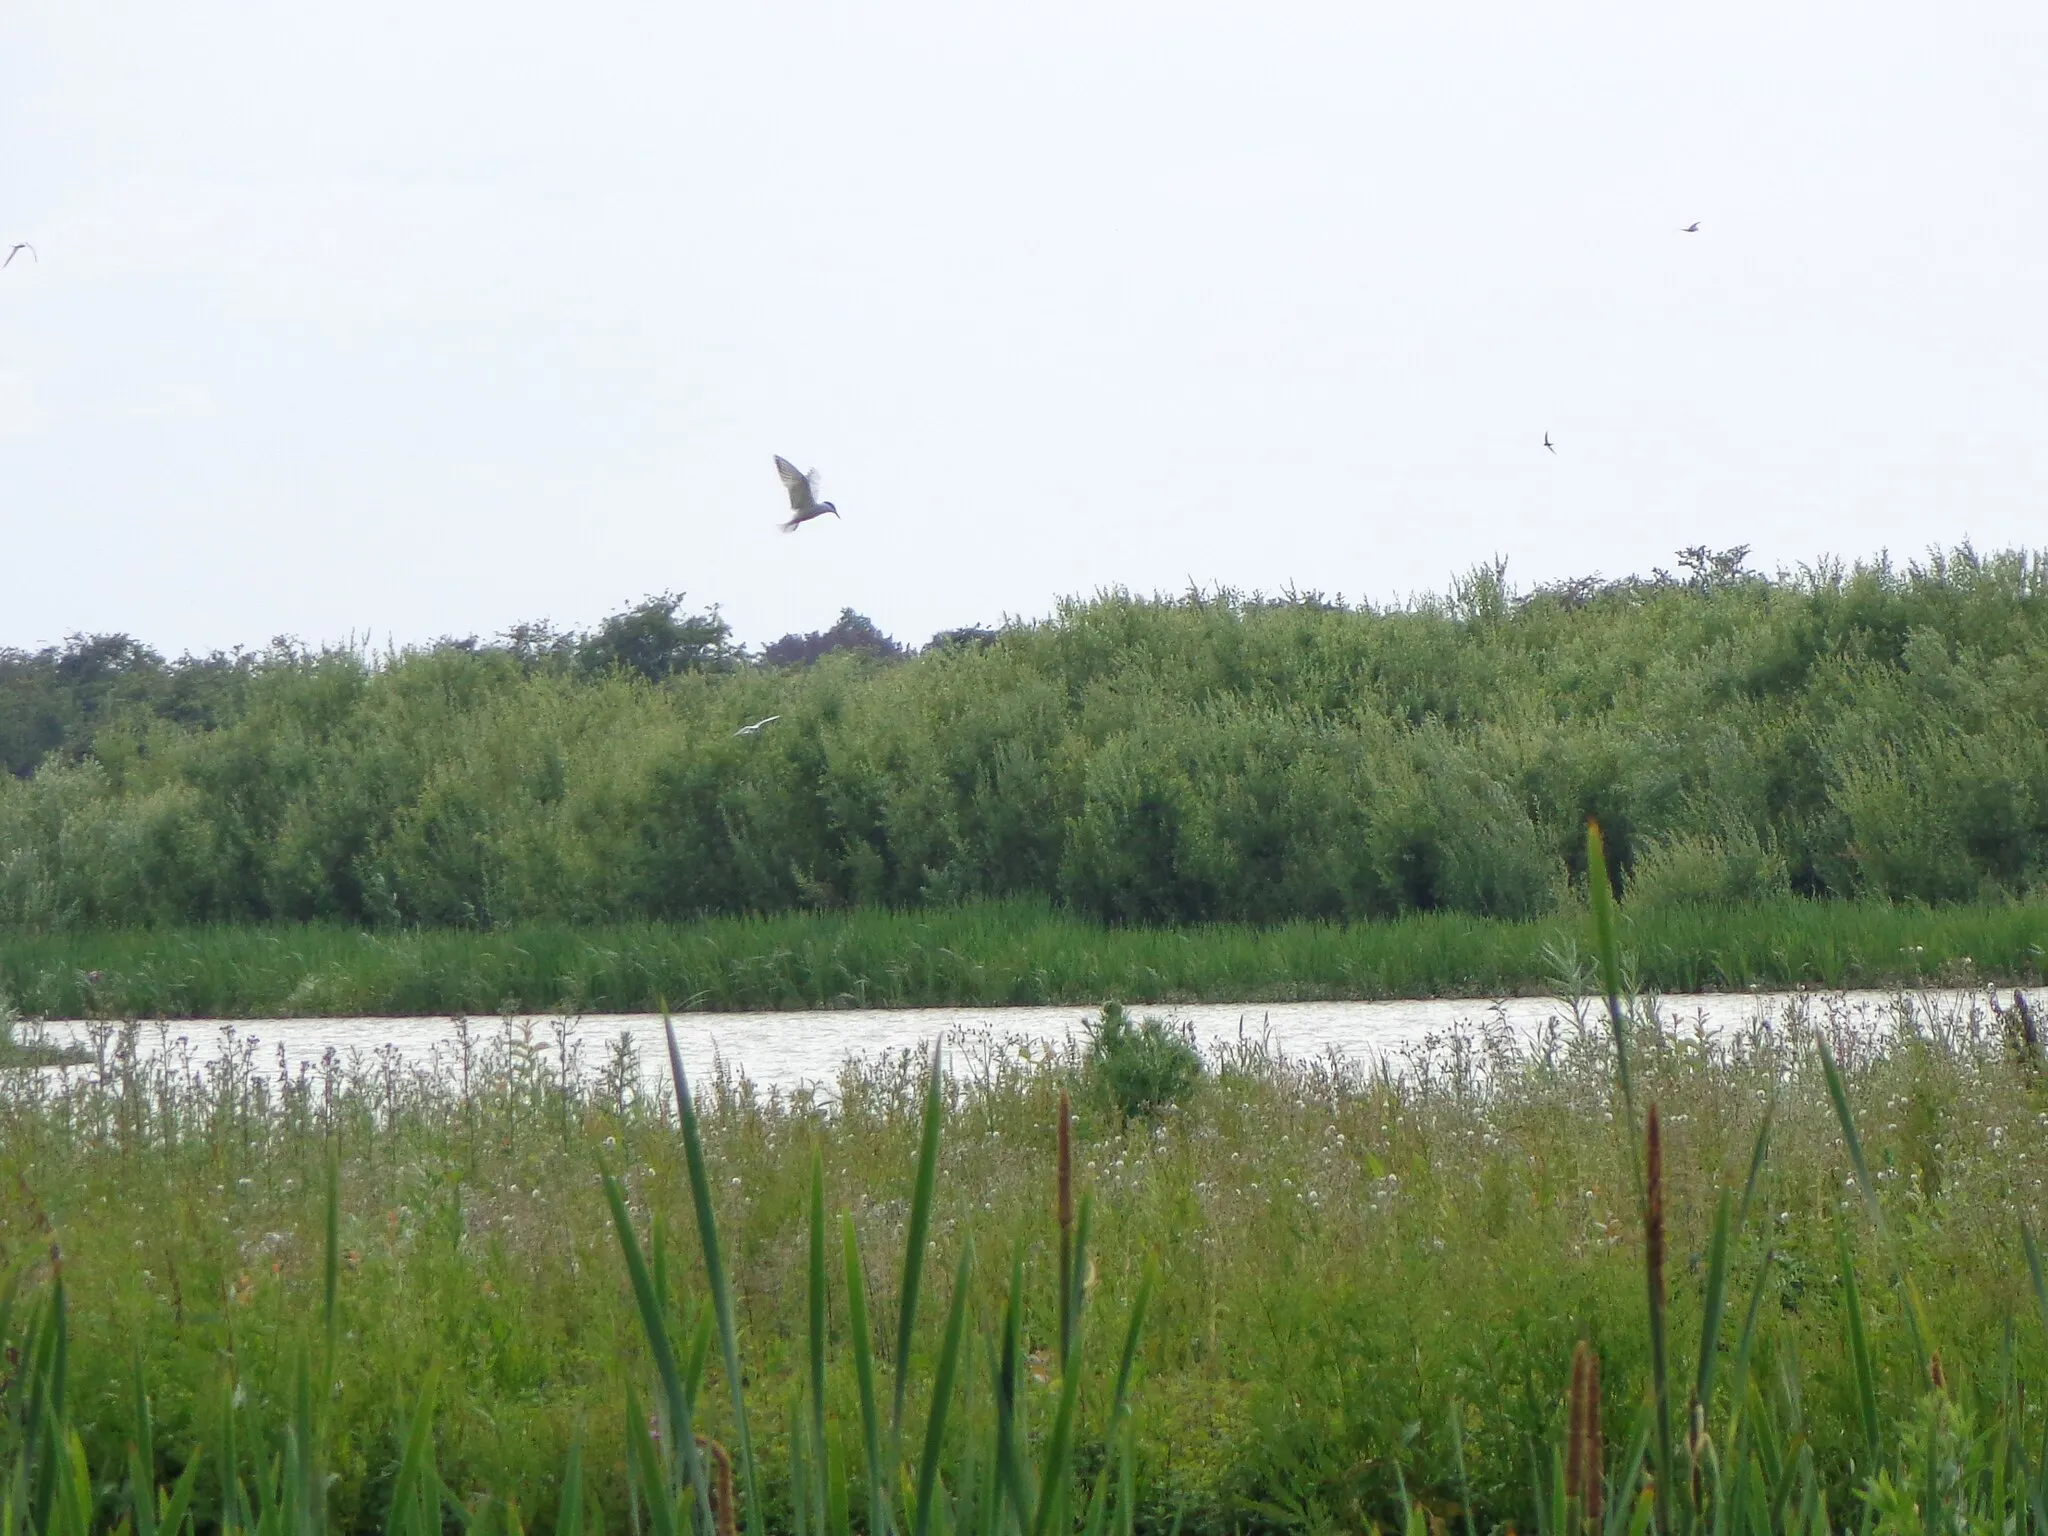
[2,545,2043,929]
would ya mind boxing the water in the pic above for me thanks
[27,987,1992,1093]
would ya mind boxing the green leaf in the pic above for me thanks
[665,1012,762,1536]
[893,1044,946,1448]
[912,1240,974,1536]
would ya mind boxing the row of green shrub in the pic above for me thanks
[3,547,2046,930]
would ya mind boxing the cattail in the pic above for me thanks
[1930,1349,1947,1395]
[1565,1342,1591,1505]
[696,1435,737,1536]
[1584,1349,1604,1530]
[1058,1089,1074,1237]
[1645,1105,1665,1330]
[1057,1087,1075,1368]
[1644,1104,1672,1536]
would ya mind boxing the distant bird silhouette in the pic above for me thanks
[774,456,839,532]
[4,244,35,267]
[733,715,781,737]
[1680,222,1700,233]
[1544,431,1556,454]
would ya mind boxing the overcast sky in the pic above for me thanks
[4,0,2044,656]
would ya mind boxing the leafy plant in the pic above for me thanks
[1084,1003,1203,1123]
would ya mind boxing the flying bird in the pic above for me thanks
[774,456,839,532]
[733,715,781,737]
[1680,222,1700,233]
[1544,431,1556,454]
[3,244,35,267]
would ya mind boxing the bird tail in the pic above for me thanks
[780,517,803,533]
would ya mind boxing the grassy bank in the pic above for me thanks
[7,968,2048,1532]
[1,897,2041,1018]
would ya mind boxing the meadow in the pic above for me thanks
[0,896,2041,1019]
[7,844,2048,1536]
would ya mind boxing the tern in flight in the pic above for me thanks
[3,244,35,267]
[733,715,782,737]
[1680,222,1700,233]
[1544,431,1556,454]
[774,456,840,532]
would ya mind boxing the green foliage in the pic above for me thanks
[1083,1004,1203,1122]
[6,975,2048,1531]
[6,546,2048,929]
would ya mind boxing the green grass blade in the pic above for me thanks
[912,1240,975,1536]
[1723,1250,1773,1448]
[601,1168,713,1536]
[1734,1102,1773,1236]
[1028,1331,1086,1536]
[665,1012,762,1536]
[1834,1216,1882,1473]
[1449,1402,1478,1536]
[1816,1036,1882,1235]
[626,1386,678,1536]
[384,1373,440,1536]
[323,1139,341,1378]
[1108,1267,1154,1421]
[1819,1034,1932,1374]
[842,1216,889,1536]
[2022,1221,2048,1349]
[791,1394,811,1536]
[995,1256,1034,1536]
[129,1439,160,1536]
[893,1043,946,1447]
[160,1446,204,1536]
[559,1435,586,1536]
[809,1149,830,1535]
[1602,1407,1655,1536]
[1068,1193,1094,1354]
[131,1345,159,1534]
[1695,1188,1735,1411]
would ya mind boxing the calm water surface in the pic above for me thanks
[33,988,1993,1094]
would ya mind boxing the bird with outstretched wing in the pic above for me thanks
[774,456,840,532]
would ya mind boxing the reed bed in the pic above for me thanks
[5,837,2048,1534]
[2,895,2040,1019]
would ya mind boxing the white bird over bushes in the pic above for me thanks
[733,715,781,737]
[774,456,839,532]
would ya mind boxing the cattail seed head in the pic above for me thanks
[696,1435,737,1536]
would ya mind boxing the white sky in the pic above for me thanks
[3,0,2044,656]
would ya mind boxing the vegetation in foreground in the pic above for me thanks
[1,896,2042,1020]
[7,843,2048,1534]
[5,545,2048,933]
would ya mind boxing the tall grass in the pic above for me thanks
[2,896,2040,1018]
[5,854,2048,1532]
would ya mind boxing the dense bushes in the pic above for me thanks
[4,545,2047,930]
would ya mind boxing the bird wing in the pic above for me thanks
[774,456,817,514]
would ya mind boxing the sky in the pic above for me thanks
[3,0,2044,657]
